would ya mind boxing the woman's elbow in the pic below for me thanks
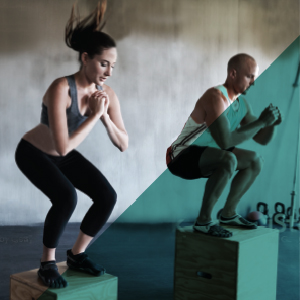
[119,136,129,152]
[57,150,68,156]
[120,141,128,152]
[55,145,69,156]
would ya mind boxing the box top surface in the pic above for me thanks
[176,225,279,243]
[10,261,117,295]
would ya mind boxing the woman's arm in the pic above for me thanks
[46,78,106,156]
[100,85,128,152]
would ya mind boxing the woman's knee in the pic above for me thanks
[107,187,117,207]
[56,186,78,211]
[93,185,117,208]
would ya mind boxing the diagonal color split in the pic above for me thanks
[37,36,300,299]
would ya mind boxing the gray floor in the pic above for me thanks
[0,223,299,300]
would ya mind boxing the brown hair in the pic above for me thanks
[65,0,116,63]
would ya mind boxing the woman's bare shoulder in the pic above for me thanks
[47,77,69,94]
[102,84,119,103]
[43,77,69,105]
[102,84,116,96]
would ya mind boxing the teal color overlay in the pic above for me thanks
[102,36,299,224]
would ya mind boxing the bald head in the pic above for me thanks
[227,53,256,73]
[225,53,259,96]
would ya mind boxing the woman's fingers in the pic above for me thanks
[88,89,109,116]
[91,90,108,97]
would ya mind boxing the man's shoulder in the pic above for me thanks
[204,86,222,95]
[200,87,227,107]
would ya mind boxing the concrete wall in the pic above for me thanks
[0,0,299,225]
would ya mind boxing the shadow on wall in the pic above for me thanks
[107,0,299,59]
[108,0,298,49]
[237,0,299,51]
[0,0,298,57]
[0,0,74,59]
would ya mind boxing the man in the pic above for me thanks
[166,53,282,237]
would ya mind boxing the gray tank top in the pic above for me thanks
[40,75,102,135]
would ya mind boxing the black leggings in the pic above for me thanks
[15,139,117,248]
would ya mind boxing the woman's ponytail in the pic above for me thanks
[65,1,116,61]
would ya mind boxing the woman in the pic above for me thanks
[15,0,128,288]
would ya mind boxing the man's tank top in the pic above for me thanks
[40,75,102,135]
[166,85,247,165]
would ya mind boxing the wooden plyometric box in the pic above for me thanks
[10,261,118,300]
[174,225,279,300]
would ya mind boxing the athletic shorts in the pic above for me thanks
[167,145,235,180]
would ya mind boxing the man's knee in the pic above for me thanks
[220,151,237,175]
[251,152,264,174]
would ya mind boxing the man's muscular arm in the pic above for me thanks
[203,90,276,149]
[240,98,281,145]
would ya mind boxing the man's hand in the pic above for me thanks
[272,105,283,126]
[252,103,282,145]
[258,104,280,127]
